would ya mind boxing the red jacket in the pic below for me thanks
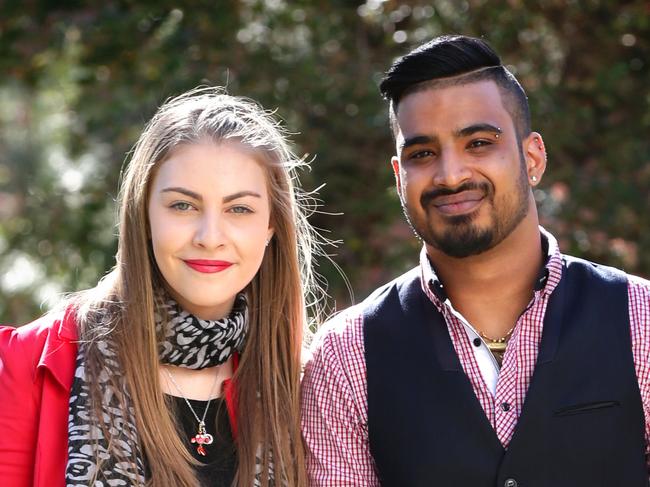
[0,308,238,487]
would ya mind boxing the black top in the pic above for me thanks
[167,394,237,486]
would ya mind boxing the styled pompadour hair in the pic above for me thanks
[379,35,531,140]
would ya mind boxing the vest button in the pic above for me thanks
[504,479,518,487]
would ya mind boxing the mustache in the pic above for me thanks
[420,181,491,207]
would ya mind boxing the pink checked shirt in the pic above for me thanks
[300,229,650,486]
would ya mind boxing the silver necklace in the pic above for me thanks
[164,368,221,456]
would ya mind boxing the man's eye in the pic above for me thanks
[409,150,434,160]
[170,201,194,211]
[468,139,492,149]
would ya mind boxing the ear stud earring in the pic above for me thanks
[530,175,538,183]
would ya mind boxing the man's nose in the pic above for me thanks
[432,149,472,188]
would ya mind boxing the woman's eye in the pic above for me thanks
[170,201,194,211]
[229,205,253,214]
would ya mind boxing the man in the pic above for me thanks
[301,35,650,487]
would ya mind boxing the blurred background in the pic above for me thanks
[1,0,649,325]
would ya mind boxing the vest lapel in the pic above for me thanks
[419,289,503,451]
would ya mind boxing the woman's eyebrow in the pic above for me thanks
[160,187,201,201]
[160,188,262,203]
[223,191,262,203]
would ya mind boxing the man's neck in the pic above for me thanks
[427,217,544,338]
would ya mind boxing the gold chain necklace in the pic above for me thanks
[479,325,516,353]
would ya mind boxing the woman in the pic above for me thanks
[0,88,319,486]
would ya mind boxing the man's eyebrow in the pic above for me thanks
[454,123,502,138]
[399,135,438,153]
[160,188,262,203]
[161,187,201,201]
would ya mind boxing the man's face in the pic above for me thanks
[392,80,535,258]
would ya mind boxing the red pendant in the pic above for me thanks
[190,421,214,456]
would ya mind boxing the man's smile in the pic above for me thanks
[429,190,486,216]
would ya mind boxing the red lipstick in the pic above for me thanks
[183,259,233,273]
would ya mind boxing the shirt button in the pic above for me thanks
[501,402,511,412]
[504,479,518,487]
[472,338,482,347]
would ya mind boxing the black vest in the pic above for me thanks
[363,257,647,487]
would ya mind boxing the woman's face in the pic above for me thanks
[148,140,274,320]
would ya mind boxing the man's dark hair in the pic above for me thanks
[379,35,531,140]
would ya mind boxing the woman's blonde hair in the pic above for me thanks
[77,87,319,486]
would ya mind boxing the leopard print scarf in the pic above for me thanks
[65,294,249,485]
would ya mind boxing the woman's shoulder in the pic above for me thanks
[0,306,78,371]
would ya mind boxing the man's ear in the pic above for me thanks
[391,156,402,195]
[523,131,547,186]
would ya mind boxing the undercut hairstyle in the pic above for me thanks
[379,35,531,141]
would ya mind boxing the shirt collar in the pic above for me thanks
[419,226,564,304]
[538,226,564,296]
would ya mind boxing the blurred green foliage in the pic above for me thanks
[1,0,648,324]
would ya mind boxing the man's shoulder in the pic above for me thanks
[310,267,421,355]
[560,254,650,309]
[626,273,650,303]
[628,272,650,287]
[561,254,650,288]
[310,303,366,357]
[360,266,421,308]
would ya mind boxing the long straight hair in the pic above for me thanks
[76,88,318,486]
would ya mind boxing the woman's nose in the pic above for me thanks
[192,212,226,249]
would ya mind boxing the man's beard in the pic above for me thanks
[401,164,530,259]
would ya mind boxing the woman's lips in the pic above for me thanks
[183,259,233,273]
[431,191,485,216]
